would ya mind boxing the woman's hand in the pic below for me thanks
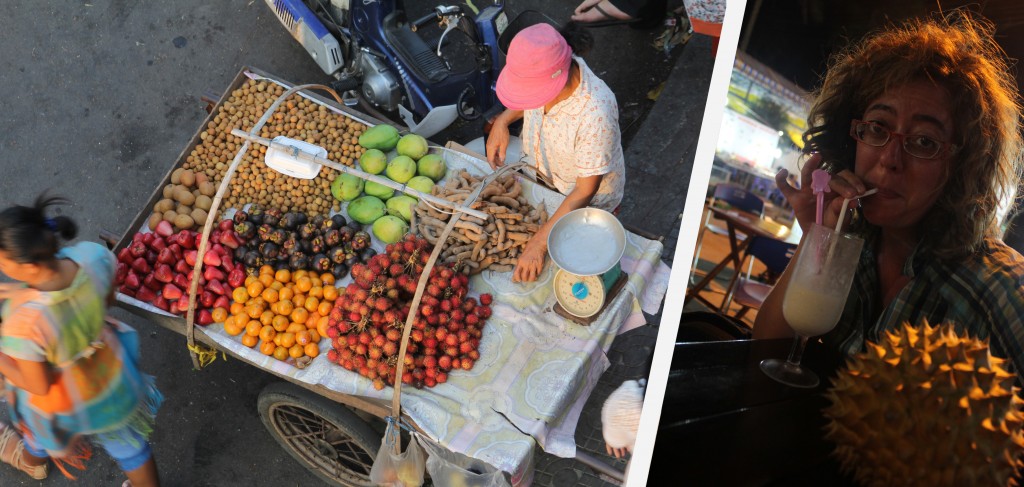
[776,153,868,231]
[485,122,510,170]
[513,238,547,283]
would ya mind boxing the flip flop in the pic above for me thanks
[575,1,640,28]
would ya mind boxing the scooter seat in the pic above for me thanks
[385,19,449,84]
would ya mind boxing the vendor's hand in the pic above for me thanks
[0,283,22,301]
[606,443,631,460]
[776,153,868,232]
[485,121,510,170]
[512,241,547,283]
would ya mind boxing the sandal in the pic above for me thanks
[0,423,48,480]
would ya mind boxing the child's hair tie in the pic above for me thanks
[44,219,58,231]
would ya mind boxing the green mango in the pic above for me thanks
[364,180,395,200]
[358,124,401,151]
[358,149,387,174]
[346,196,386,225]
[372,215,409,244]
[396,134,429,160]
[386,195,418,222]
[330,173,364,201]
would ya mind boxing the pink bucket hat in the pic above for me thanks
[497,23,572,111]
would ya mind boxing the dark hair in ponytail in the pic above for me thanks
[0,193,78,264]
[560,21,594,57]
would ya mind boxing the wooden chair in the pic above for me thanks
[720,236,797,320]
[689,183,766,286]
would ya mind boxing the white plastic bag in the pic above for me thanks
[370,420,425,487]
[416,432,510,487]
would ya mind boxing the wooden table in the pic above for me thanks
[650,338,855,486]
[686,206,800,310]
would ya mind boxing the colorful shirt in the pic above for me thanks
[1,242,161,455]
[823,229,1024,374]
[520,56,626,212]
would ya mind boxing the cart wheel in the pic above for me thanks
[258,382,381,487]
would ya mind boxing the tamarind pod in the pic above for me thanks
[450,232,474,244]
[472,240,486,261]
[462,259,480,269]
[484,223,497,233]
[484,205,509,214]
[448,244,475,256]
[422,225,440,246]
[516,196,529,206]
[455,220,484,234]
[495,218,506,244]
[479,255,496,268]
[497,257,518,266]
[479,185,503,199]
[489,196,520,209]
[458,230,483,242]
[425,207,450,222]
[463,215,488,225]
[452,250,474,262]
[507,180,522,199]
[507,232,531,242]
[419,215,448,229]
[470,201,486,210]
[496,212,524,221]
[488,264,515,273]
[449,193,469,203]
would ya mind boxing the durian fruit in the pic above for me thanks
[823,321,1024,487]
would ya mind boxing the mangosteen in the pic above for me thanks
[311,214,327,229]
[312,253,332,272]
[345,253,360,268]
[234,221,256,240]
[268,228,288,246]
[256,223,274,242]
[299,222,318,241]
[263,208,282,227]
[360,247,377,261]
[331,214,347,229]
[258,241,280,260]
[351,231,371,251]
[234,245,249,263]
[243,250,263,268]
[329,246,347,264]
[281,212,307,230]
[299,239,313,254]
[273,260,290,272]
[288,252,309,271]
[347,222,362,233]
[324,229,341,247]
[248,205,265,226]
[338,226,354,243]
[232,210,249,224]
[310,235,326,254]
[281,235,298,255]
[332,263,349,279]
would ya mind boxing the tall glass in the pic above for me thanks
[760,223,864,388]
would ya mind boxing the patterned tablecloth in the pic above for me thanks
[117,103,669,486]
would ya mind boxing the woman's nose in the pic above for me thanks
[878,135,905,172]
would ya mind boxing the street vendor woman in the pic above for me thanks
[753,12,1024,374]
[485,22,626,283]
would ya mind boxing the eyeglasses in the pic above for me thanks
[849,120,957,160]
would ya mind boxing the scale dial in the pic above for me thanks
[554,269,606,318]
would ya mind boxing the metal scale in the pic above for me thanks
[547,208,629,324]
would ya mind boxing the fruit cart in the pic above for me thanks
[107,67,669,486]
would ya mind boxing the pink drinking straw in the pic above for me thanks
[811,169,831,226]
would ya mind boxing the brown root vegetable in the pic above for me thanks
[191,208,209,225]
[162,210,178,222]
[171,168,185,185]
[174,187,196,206]
[154,198,175,214]
[148,213,163,231]
[180,169,196,188]
[162,185,176,199]
[194,195,213,211]
[173,213,195,230]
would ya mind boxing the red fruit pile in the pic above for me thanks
[324,234,493,390]
[114,221,248,325]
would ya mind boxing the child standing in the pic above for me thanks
[0,194,162,487]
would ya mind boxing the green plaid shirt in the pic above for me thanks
[823,228,1024,374]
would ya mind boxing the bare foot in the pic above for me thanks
[571,0,633,22]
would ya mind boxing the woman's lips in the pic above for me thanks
[870,187,899,199]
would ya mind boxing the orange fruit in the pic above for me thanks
[317,301,333,317]
[305,312,320,328]
[260,310,276,326]
[273,346,289,361]
[246,281,265,298]
[245,275,258,287]
[275,269,292,283]
[308,286,324,300]
[245,320,263,337]
[322,286,338,302]
[230,301,245,315]
[293,269,309,281]
[289,344,305,359]
[310,276,323,289]
[246,304,265,320]
[308,329,321,343]
[291,293,305,308]
[295,331,311,346]
[241,334,259,348]
[278,287,294,302]
[259,341,276,356]
[279,332,296,348]
[232,287,250,305]
[304,343,320,358]
[295,277,313,293]
[270,281,284,291]
[259,325,277,343]
[303,297,320,313]
[285,322,305,334]
[261,288,280,304]
[290,307,309,324]
[316,316,331,337]
[275,299,294,317]
[211,307,228,323]
[272,315,290,332]
[258,273,275,289]
[320,273,335,286]
[260,264,274,276]
[250,296,267,308]
[224,321,244,336]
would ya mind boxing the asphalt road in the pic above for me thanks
[0,1,696,485]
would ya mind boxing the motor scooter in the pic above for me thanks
[265,0,551,138]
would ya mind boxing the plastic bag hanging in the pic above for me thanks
[416,432,510,487]
[369,419,425,487]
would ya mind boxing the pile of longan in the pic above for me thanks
[181,78,369,217]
